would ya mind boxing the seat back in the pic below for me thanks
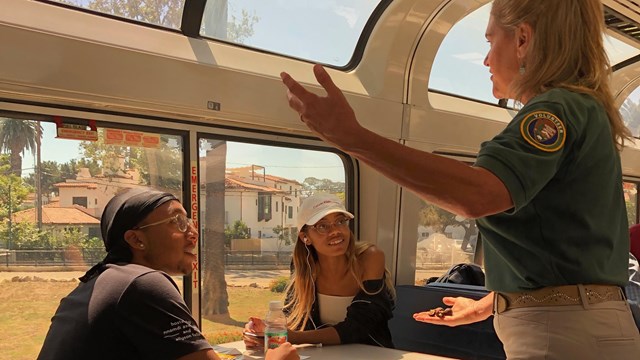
[389,284,505,360]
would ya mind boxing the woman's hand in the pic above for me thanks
[413,295,493,327]
[243,317,265,349]
[265,342,299,360]
[280,64,363,151]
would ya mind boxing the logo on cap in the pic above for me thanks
[313,200,339,209]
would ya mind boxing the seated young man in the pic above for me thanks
[38,188,298,360]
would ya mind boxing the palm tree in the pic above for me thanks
[0,118,42,176]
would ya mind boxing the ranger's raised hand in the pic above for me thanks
[280,64,362,150]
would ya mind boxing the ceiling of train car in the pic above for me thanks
[606,4,640,47]
[605,1,640,50]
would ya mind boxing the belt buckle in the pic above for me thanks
[495,293,509,314]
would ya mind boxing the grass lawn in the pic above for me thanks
[0,281,283,360]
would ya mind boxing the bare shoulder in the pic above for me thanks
[357,244,385,280]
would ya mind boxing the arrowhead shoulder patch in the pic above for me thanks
[520,111,566,152]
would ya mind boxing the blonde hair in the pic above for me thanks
[491,0,632,150]
[284,230,395,330]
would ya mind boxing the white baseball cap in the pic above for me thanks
[296,193,354,232]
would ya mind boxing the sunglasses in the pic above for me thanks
[310,217,350,235]
[133,214,194,233]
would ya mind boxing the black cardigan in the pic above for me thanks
[285,278,395,348]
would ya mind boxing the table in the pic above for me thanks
[218,340,458,359]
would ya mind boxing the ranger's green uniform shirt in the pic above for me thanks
[475,88,629,293]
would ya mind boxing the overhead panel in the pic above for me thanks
[606,1,640,43]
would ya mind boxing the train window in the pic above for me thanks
[414,200,477,286]
[197,139,346,343]
[429,3,495,104]
[1,118,184,359]
[412,180,638,286]
[625,182,639,225]
[621,86,640,139]
[430,2,640,105]
[200,0,382,66]
[49,0,186,29]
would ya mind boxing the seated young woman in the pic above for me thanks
[243,193,395,348]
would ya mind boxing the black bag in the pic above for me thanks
[426,263,485,286]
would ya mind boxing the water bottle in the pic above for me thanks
[264,300,288,351]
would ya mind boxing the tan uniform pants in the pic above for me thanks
[494,300,640,360]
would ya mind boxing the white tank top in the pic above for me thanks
[317,293,355,325]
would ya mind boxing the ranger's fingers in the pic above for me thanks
[313,64,344,99]
[442,297,458,306]
[280,72,315,103]
[285,89,305,114]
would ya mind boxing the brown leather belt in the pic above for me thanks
[494,284,625,314]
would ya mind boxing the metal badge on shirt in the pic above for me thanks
[520,111,566,152]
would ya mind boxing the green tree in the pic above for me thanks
[50,227,88,248]
[0,221,49,249]
[81,236,104,249]
[627,200,637,225]
[79,132,140,178]
[79,130,182,191]
[200,0,258,43]
[226,9,259,43]
[624,182,638,225]
[0,154,32,249]
[25,159,104,199]
[272,225,297,265]
[81,0,259,45]
[0,118,42,176]
[301,177,345,197]
[272,225,296,248]
[60,158,101,181]
[87,0,184,28]
[224,220,250,247]
[0,154,31,218]
[25,160,63,199]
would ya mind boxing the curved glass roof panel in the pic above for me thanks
[52,0,186,29]
[430,2,640,105]
[200,0,382,67]
[429,3,495,104]
[621,87,640,138]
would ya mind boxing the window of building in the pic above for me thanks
[72,196,88,208]
[88,227,100,239]
[288,206,293,219]
[258,193,272,222]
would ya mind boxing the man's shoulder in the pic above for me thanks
[98,264,175,293]
[101,263,156,281]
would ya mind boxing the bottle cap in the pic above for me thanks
[269,300,283,310]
